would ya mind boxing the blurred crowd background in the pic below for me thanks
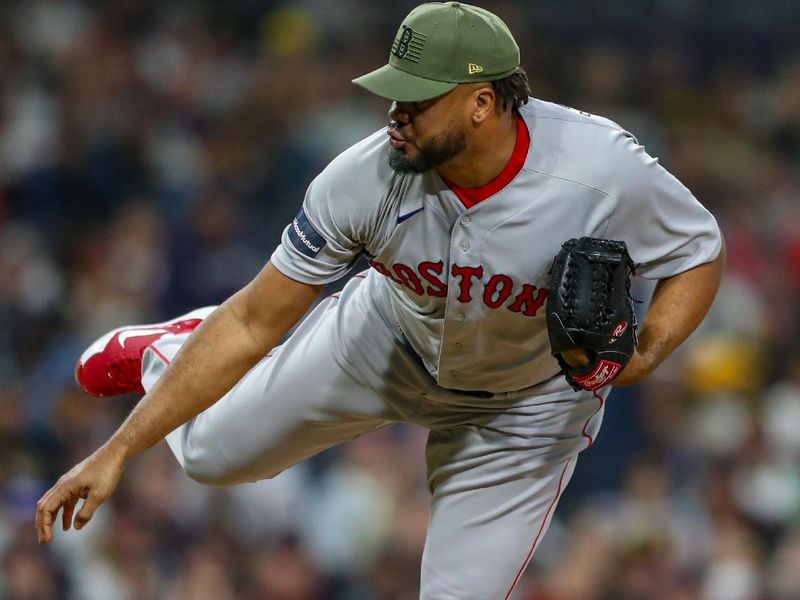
[1,0,799,598]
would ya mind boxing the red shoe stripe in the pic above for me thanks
[148,344,171,365]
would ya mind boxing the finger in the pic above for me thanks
[61,492,81,532]
[36,481,80,543]
[74,491,104,530]
[561,348,590,368]
[35,497,45,543]
[36,493,59,544]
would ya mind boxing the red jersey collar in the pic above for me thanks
[441,113,530,209]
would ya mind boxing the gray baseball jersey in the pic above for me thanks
[271,98,722,393]
[152,98,721,599]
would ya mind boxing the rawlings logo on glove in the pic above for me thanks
[546,237,637,392]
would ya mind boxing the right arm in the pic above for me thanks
[36,127,387,543]
[36,262,322,543]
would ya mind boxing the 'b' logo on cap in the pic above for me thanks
[392,25,426,63]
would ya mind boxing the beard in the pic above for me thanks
[388,126,467,174]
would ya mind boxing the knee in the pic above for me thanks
[182,451,236,486]
[181,444,285,486]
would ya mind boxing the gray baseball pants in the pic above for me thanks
[142,272,607,599]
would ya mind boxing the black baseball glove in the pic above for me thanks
[546,237,637,391]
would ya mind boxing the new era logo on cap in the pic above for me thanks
[468,63,483,74]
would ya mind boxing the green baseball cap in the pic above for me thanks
[352,2,520,102]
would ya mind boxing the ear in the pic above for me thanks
[471,85,496,124]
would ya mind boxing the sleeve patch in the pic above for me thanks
[288,208,327,258]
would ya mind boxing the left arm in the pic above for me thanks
[613,241,726,385]
[560,128,727,387]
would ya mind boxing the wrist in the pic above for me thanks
[615,349,653,386]
[102,436,136,465]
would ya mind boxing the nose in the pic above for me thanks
[388,101,411,125]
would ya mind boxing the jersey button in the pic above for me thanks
[454,342,463,350]
[449,369,459,377]
[460,215,470,225]
[455,312,465,322]
[460,241,470,252]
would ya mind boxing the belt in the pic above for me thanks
[449,388,494,399]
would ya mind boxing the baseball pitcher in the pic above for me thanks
[35,3,724,598]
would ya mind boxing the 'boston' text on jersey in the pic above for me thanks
[368,259,548,317]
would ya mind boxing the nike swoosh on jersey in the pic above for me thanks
[117,328,170,349]
[397,207,424,223]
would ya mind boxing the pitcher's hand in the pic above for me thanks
[35,445,126,543]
